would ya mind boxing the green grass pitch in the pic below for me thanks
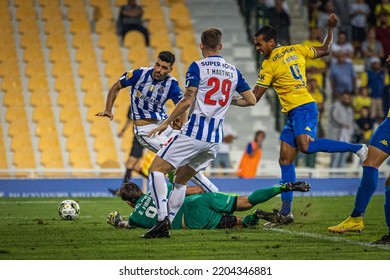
[0,195,389,260]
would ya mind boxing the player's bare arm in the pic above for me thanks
[231,88,259,107]
[147,87,197,137]
[387,55,390,64]
[95,80,122,121]
[314,13,337,58]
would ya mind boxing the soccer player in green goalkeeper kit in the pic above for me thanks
[107,181,310,235]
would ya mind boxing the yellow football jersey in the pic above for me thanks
[256,44,317,112]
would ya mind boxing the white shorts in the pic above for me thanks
[134,123,180,153]
[157,133,221,172]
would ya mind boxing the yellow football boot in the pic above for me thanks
[328,216,364,233]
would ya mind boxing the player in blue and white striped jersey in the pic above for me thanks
[143,28,257,238]
[96,51,218,194]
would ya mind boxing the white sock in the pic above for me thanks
[168,183,187,223]
[190,171,219,192]
[149,171,168,221]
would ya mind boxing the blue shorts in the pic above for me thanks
[369,117,390,155]
[280,102,318,148]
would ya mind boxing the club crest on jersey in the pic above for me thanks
[158,86,165,94]
[126,70,133,79]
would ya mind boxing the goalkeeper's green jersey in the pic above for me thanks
[128,183,236,229]
[128,183,182,229]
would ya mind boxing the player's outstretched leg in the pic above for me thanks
[263,181,311,228]
[242,209,283,227]
[280,181,311,192]
[142,216,170,239]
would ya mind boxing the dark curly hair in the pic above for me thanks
[116,182,144,204]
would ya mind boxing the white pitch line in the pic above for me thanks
[267,228,390,251]
[0,201,98,204]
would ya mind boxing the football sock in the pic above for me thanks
[351,166,378,217]
[242,214,259,228]
[248,186,281,205]
[149,171,168,221]
[123,169,132,183]
[190,171,219,192]
[384,186,390,231]
[168,183,186,223]
[307,138,361,154]
[280,163,296,215]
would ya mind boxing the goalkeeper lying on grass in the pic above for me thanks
[107,181,310,230]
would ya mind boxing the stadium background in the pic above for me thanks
[0,0,389,197]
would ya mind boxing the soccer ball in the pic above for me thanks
[58,200,80,220]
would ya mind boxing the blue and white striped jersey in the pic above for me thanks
[182,56,251,143]
[119,67,182,121]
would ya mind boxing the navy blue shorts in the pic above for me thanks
[280,102,318,148]
[369,117,390,155]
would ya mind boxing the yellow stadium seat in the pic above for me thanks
[13,149,36,169]
[1,75,22,92]
[68,148,93,169]
[3,91,25,107]
[66,135,89,153]
[120,128,134,153]
[104,62,125,79]
[90,120,112,137]
[5,106,27,123]
[95,18,116,35]
[32,106,55,123]
[15,8,37,22]
[143,6,165,21]
[127,46,150,65]
[38,135,61,153]
[75,48,97,63]
[124,31,147,49]
[14,0,34,7]
[10,135,34,152]
[0,131,8,169]
[78,62,99,78]
[27,74,49,93]
[49,47,71,64]
[62,121,85,137]
[53,74,76,93]
[114,0,127,7]
[0,44,17,62]
[30,91,52,107]
[69,19,91,34]
[57,92,79,107]
[17,19,39,35]
[38,0,59,7]
[25,61,46,78]
[96,147,120,168]
[40,5,61,21]
[59,105,82,123]
[35,120,58,137]
[175,33,197,50]
[44,18,66,35]
[7,122,29,142]
[23,47,44,63]
[40,149,64,169]
[52,65,73,83]
[46,33,67,49]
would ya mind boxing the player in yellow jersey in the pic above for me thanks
[233,13,368,226]
[328,55,390,244]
